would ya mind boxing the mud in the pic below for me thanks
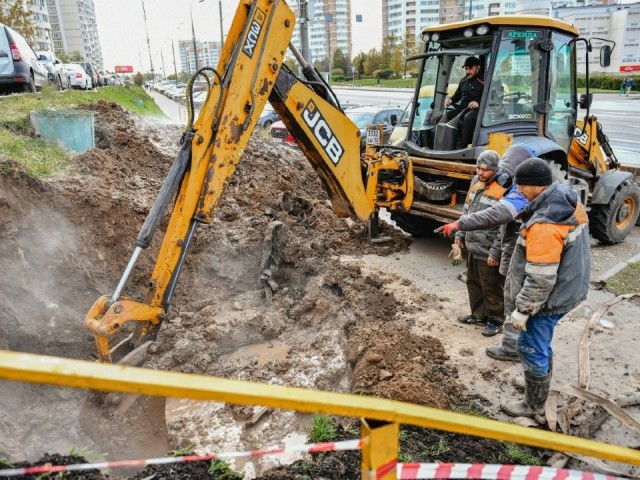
[1,101,638,479]
[0,102,462,476]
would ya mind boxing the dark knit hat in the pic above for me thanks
[515,158,553,186]
[463,56,481,68]
[476,150,500,170]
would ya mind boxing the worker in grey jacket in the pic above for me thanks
[502,158,590,419]
[436,144,536,356]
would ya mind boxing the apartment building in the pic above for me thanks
[178,39,221,74]
[383,0,517,41]
[29,0,52,51]
[47,0,103,69]
[553,1,640,73]
[287,0,352,66]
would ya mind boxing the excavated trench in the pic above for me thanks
[5,102,637,479]
[0,102,475,478]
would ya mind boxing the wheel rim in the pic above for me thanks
[616,196,636,230]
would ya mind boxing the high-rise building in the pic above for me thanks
[178,39,221,74]
[29,0,53,51]
[47,0,103,69]
[383,0,517,42]
[287,0,352,66]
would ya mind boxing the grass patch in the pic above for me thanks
[503,442,542,465]
[0,85,165,178]
[0,128,70,177]
[208,458,244,479]
[605,261,640,295]
[308,414,337,443]
[0,85,163,129]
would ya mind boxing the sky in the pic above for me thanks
[93,0,382,74]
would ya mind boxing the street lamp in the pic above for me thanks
[172,40,179,82]
[218,0,224,48]
[141,0,154,80]
[190,0,204,72]
[325,13,333,85]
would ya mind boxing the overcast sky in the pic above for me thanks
[94,0,382,73]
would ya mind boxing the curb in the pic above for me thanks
[591,250,640,289]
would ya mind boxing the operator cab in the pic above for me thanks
[398,17,578,164]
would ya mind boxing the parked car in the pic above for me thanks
[270,105,403,148]
[36,51,70,90]
[72,61,99,88]
[191,90,209,107]
[257,104,279,128]
[0,23,48,93]
[346,105,403,145]
[60,63,91,90]
[97,70,109,86]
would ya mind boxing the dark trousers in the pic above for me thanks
[466,253,505,325]
[460,109,478,147]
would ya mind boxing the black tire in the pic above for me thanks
[56,75,63,91]
[590,180,640,244]
[263,120,273,129]
[390,211,441,238]
[23,73,36,93]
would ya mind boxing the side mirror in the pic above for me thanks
[390,114,398,126]
[600,45,611,68]
[579,93,593,109]
[38,54,46,61]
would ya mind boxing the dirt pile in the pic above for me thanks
[0,102,475,477]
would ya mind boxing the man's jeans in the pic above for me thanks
[516,313,563,376]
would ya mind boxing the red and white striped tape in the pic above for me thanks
[0,439,361,477]
[396,463,625,480]
[0,440,627,480]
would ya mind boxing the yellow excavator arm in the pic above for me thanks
[84,0,413,363]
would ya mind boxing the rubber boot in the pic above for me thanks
[485,322,519,362]
[501,371,551,418]
[513,356,552,391]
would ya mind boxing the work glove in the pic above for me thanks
[434,222,460,237]
[510,310,529,332]
[448,242,463,266]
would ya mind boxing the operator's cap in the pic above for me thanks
[463,57,481,68]
[515,158,553,186]
[476,150,500,170]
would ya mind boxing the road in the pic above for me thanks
[151,87,640,165]
[332,88,640,165]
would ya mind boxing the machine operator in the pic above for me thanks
[445,56,484,148]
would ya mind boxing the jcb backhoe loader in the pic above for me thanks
[85,3,638,365]
[391,16,640,244]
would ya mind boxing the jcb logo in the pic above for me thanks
[242,9,265,58]
[302,101,344,165]
[574,127,589,146]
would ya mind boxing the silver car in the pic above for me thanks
[0,23,48,93]
[36,51,70,90]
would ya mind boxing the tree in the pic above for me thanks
[363,48,381,77]
[58,51,84,63]
[381,34,399,71]
[332,48,351,75]
[0,0,35,39]
[133,72,144,86]
[390,45,403,78]
[352,52,366,78]
[284,57,299,74]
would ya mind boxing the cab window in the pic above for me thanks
[482,30,542,126]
